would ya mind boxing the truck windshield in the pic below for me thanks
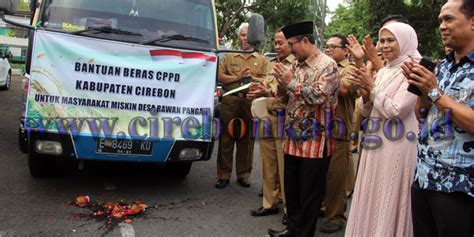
[40,0,216,50]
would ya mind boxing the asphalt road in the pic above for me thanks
[0,75,348,237]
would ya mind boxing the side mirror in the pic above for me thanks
[247,13,264,49]
[215,14,264,54]
[6,51,12,58]
[0,0,18,15]
[0,0,34,30]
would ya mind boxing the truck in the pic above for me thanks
[0,0,263,177]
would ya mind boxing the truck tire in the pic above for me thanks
[28,153,53,177]
[168,162,192,178]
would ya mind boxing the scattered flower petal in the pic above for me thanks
[75,196,90,207]
[69,196,152,230]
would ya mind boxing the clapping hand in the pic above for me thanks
[238,67,251,81]
[362,35,377,60]
[362,34,384,72]
[347,34,365,61]
[349,66,374,101]
[274,63,293,89]
[247,81,269,99]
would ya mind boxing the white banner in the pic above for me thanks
[26,30,216,141]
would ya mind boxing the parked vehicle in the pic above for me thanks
[0,49,12,90]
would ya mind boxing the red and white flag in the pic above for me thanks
[182,52,216,66]
[149,49,183,64]
[149,49,216,66]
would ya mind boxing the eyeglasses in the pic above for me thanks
[324,44,345,50]
[287,39,301,50]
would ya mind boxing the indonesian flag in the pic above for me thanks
[149,49,216,66]
[149,49,183,64]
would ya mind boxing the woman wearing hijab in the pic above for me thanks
[345,22,420,237]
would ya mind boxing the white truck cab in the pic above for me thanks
[0,0,263,178]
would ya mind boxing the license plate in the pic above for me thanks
[96,138,153,155]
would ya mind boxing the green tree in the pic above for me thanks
[215,0,250,47]
[405,1,445,59]
[216,0,316,51]
[326,0,445,59]
[250,0,315,52]
[325,3,369,41]
[18,0,31,12]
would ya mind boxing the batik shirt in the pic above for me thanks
[281,50,339,158]
[415,51,474,197]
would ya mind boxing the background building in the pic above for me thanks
[0,0,31,63]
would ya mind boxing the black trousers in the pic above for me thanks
[284,154,331,237]
[411,182,474,237]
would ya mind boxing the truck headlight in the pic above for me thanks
[35,140,63,155]
[179,148,202,161]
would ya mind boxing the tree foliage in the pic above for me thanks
[325,2,369,41]
[215,0,445,57]
[215,0,250,43]
[216,0,315,51]
[326,0,446,59]
[250,0,315,52]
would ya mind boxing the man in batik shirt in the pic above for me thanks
[402,0,474,236]
[267,21,340,237]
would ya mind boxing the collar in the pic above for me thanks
[299,48,320,67]
[467,50,474,62]
[235,52,259,59]
[272,54,295,64]
[338,59,349,68]
[445,50,474,63]
[446,51,455,62]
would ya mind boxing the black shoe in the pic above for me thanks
[320,220,344,233]
[215,179,229,189]
[318,209,325,217]
[282,214,288,225]
[250,207,279,216]
[237,178,250,187]
[258,188,263,197]
[267,228,294,237]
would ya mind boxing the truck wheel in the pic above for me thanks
[168,162,192,178]
[28,153,53,177]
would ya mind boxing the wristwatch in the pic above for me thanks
[428,88,443,103]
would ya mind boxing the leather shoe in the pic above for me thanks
[250,207,279,216]
[237,178,250,187]
[320,220,344,233]
[282,213,288,225]
[215,179,229,189]
[318,210,325,217]
[267,228,294,237]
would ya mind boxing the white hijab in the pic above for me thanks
[372,22,422,98]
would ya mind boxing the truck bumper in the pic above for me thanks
[24,130,214,163]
